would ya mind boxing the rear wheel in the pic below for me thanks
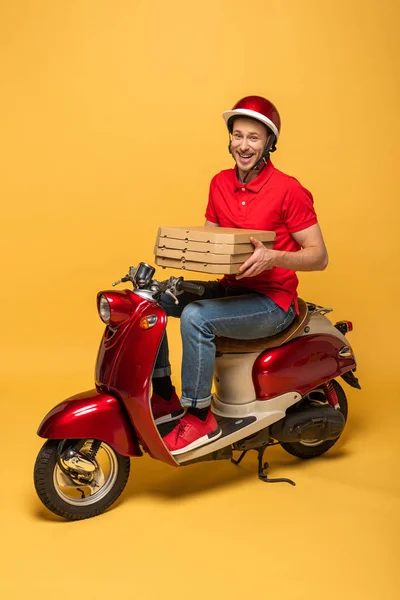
[34,439,130,520]
[280,380,348,459]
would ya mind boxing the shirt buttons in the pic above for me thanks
[242,201,246,205]
[241,187,245,191]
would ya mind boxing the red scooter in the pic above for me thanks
[34,262,360,520]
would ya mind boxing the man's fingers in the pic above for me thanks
[238,256,256,273]
[236,263,260,279]
[245,264,259,276]
[250,236,263,248]
[236,266,257,279]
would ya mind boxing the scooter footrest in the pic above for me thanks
[216,415,257,438]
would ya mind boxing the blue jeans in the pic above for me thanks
[153,281,295,408]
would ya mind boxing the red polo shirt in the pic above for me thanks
[205,161,318,312]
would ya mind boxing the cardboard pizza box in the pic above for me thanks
[154,246,252,264]
[155,256,243,275]
[154,226,275,275]
[157,226,276,245]
[154,236,270,254]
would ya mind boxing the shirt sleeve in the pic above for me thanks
[282,179,318,233]
[205,176,219,224]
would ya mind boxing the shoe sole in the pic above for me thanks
[155,408,185,425]
[170,426,222,456]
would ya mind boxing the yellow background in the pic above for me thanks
[1,1,399,598]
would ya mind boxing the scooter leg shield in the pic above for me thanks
[37,389,142,457]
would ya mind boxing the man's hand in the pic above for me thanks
[236,224,328,279]
[236,236,277,279]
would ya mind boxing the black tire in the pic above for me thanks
[34,439,130,520]
[280,380,348,459]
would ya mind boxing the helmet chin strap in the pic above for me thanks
[242,153,267,183]
[241,134,276,183]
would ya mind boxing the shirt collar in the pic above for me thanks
[233,160,275,193]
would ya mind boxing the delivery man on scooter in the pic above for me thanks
[150,95,329,455]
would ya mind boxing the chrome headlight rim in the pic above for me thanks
[98,294,111,324]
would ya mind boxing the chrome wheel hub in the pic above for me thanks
[54,441,118,506]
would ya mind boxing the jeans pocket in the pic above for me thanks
[272,304,296,336]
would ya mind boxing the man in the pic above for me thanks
[151,95,328,455]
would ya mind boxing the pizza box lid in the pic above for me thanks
[157,226,276,245]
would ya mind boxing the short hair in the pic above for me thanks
[228,115,270,136]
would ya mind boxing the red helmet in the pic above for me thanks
[223,95,281,140]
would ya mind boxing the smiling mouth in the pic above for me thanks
[237,153,254,160]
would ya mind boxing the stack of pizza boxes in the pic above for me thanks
[154,226,276,274]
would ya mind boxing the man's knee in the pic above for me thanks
[181,302,207,331]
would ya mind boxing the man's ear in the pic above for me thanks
[267,132,277,153]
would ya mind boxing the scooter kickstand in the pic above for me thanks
[231,450,248,466]
[257,447,296,486]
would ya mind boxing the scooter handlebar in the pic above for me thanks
[175,279,205,296]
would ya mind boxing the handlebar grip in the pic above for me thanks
[176,279,205,296]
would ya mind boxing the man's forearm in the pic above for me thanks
[272,246,328,271]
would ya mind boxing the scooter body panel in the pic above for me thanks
[95,290,177,467]
[253,334,356,399]
[37,389,141,457]
[95,290,150,385]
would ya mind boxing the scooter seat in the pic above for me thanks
[215,298,310,354]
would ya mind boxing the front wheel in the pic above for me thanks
[34,439,130,520]
[280,380,348,459]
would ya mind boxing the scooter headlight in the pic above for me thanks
[98,295,111,324]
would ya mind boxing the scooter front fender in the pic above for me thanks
[37,389,142,457]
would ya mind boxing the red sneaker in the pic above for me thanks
[163,410,222,455]
[151,388,185,425]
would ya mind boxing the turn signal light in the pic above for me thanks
[140,315,158,330]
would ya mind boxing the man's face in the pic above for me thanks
[230,117,268,174]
